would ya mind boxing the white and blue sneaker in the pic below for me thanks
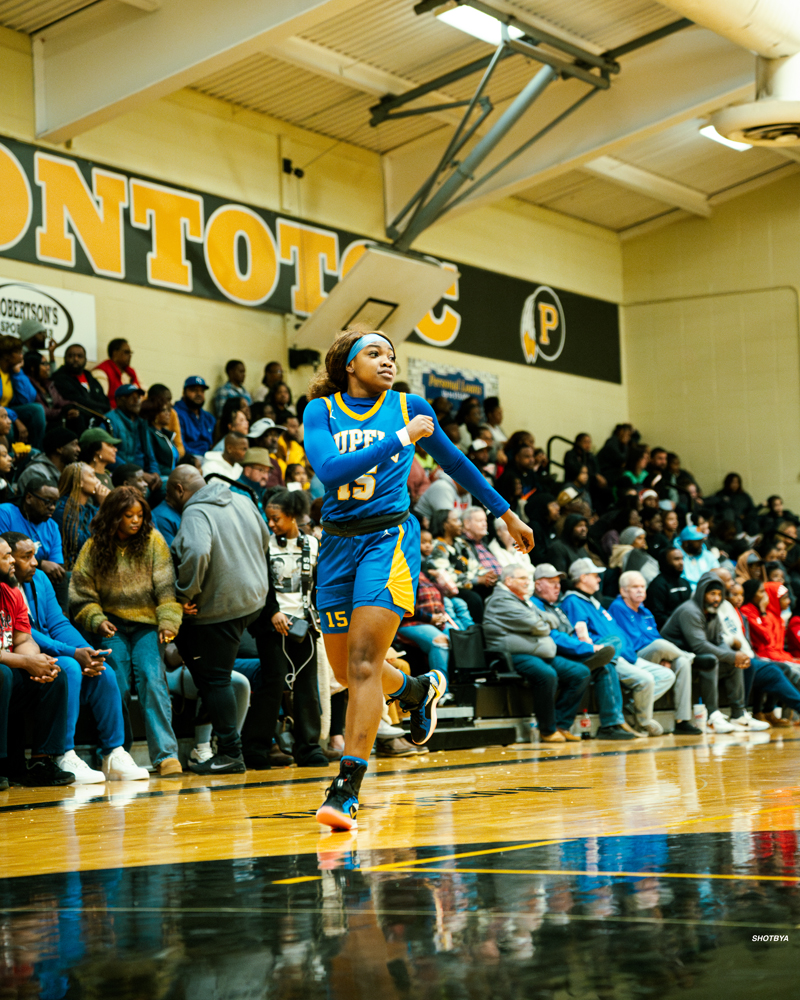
[402,670,447,746]
[316,759,367,831]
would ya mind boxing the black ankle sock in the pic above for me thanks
[398,675,425,707]
[339,756,368,794]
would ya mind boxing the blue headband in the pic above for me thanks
[346,333,392,366]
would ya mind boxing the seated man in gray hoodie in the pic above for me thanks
[171,472,271,774]
[660,573,761,733]
[483,565,593,743]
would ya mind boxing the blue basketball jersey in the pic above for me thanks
[315,391,413,521]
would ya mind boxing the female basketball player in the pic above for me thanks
[304,330,533,829]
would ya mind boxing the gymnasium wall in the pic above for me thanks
[622,172,800,509]
[0,26,626,446]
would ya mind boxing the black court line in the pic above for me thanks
[1,737,797,816]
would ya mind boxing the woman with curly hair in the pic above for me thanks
[53,462,107,570]
[68,485,183,776]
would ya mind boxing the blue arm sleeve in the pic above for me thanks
[408,396,509,519]
[46,522,64,565]
[303,397,413,490]
[31,626,76,658]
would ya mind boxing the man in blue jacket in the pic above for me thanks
[174,376,215,457]
[560,558,675,737]
[531,564,634,741]
[3,531,149,782]
[108,385,161,493]
[609,569,701,735]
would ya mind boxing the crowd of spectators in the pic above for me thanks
[0,329,797,791]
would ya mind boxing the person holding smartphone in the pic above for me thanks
[4,530,149,781]
[245,488,328,769]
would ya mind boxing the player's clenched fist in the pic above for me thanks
[406,414,435,443]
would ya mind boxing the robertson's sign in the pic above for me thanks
[0,136,620,383]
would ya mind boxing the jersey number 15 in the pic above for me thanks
[337,467,377,501]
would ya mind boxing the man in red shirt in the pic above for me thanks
[0,537,74,787]
[92,338,141,409]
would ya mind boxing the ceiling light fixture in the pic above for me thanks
[437,5,523,46]
[699,124,751,151]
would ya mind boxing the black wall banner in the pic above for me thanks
[0,134,620,384]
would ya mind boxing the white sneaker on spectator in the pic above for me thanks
[641,719,664,737]
[707,710,735,733]
[729,712,770,732]
[376,720,406,739]
[190,742,214,763]
[56,750,105,784]
[102,747,150,781]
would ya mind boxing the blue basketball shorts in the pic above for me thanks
[316,516,421,634]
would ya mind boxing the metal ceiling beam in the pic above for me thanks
[582,155,712,215]
[32,0,366,142]
[382,27,756,232]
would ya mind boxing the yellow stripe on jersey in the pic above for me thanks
[334,391,386,421]
[399,392,410,425]
[324,397,332,414]
[386,524,415,614]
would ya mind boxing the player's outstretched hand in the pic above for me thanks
[501,510,534,554]
[407,414,434,443]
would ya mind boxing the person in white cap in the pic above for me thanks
[560,558,675,736]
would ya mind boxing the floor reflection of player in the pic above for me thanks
[303,330,533,829]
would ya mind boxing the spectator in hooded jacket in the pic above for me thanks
[140,396,178,478]
[16,428,81,495]
[739,580,800,667]
[646,547,692,629]
[661,574,756,733]
[547,513,592,576]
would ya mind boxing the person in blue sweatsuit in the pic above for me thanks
[530,563,634,741]
[560,558,674,736]
[3,530,149,782]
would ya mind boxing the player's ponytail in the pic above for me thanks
[307,328,396,400]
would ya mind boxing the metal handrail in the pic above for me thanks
[546,434,574,472]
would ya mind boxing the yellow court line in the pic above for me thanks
[378,867,800,883]
[363,803,800,873]
[272,876,323,884]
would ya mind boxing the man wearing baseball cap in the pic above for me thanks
[679,524,719,590]
[174,377,215,458]
[561,558,675,737]
[483,564,592,744]
[108,385,161,492]
[531,563,633,741]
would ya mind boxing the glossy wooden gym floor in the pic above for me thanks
[2,732,799,997]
